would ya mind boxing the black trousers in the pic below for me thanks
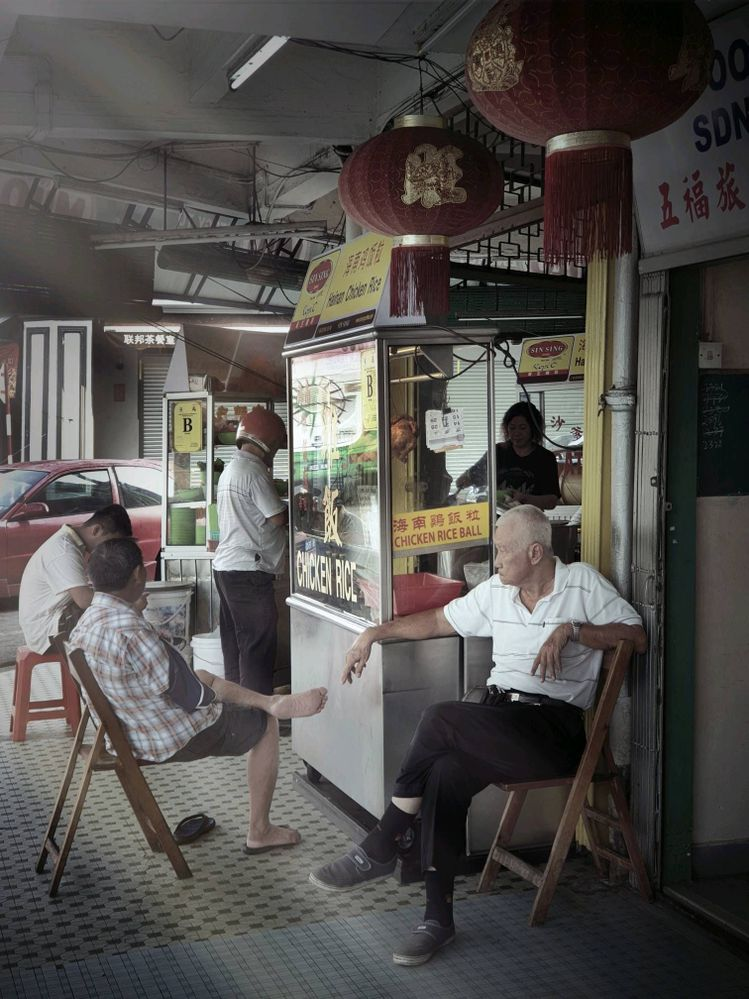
[213,569,278,695]
[391,699,586,877]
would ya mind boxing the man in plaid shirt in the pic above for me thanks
[71,538,327,854]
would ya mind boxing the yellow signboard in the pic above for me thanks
[173,400,203,453]
[569,334,586,381]
[392,502,490,554]
[289,250,341,334]
[360,347,377,431]
[518,336,576,384]
[315,232,392,338]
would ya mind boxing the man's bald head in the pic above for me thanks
[495,505,552,553]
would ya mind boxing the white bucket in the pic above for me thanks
[144,582,193,662]
[191,629,224,678]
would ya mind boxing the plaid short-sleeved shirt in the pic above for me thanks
[70,593,221,762]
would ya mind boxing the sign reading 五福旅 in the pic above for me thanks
[392,502,490,555]
[633,10,749,258]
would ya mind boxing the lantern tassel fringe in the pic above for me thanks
[390,243,451,318]
[545,144,632,265]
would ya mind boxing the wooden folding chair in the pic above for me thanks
[36,641,192,897]
[477,639,652,925]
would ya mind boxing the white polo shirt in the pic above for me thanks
[212,450,287,574]
[443,559,642,710]
[18,525,89,653]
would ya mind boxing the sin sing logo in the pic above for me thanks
[307,260,333,294]
[528,341,566,359]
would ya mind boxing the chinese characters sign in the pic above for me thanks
[121,333,176,346]
[634,11,748,256]
[392,502,490,555]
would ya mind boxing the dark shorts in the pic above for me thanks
[167,704,267,763]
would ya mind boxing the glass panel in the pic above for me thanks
[290,343,379,622]
[166,397,207,547]
[389,342,493,615]
[35,469,113,517]
[115,465,162,508]
[0,469,46,516]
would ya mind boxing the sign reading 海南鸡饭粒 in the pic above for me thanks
[392,502,490,555]
[633,10,748,257]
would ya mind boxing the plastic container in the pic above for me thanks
[143,582,194,661]
[393,573,465,616]
[191,629,224,678]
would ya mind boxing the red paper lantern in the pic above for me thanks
[466,1,713,264]
[338,114,503,317]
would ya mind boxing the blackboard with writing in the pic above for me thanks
[697,371,749,497]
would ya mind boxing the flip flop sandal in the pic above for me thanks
[243,825,300,855]
[173,812,216,845]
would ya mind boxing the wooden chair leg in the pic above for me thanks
[47,727,104,898]
[115,759,191,880]
[115,769,164,854]
[602,747,653,901]
[36,707,90,874]
[478,789,527,892]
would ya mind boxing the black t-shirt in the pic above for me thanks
[496,443,561,497]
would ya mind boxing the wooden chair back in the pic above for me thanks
[477,639,652,924]
[36,641,192,896]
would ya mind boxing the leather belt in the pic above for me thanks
[489,685,551,706]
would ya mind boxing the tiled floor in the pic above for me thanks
[1,664,748,998]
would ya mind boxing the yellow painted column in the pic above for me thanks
[580,255,615,577]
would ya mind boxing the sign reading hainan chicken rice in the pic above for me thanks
[392,502,490,556]
[289,232,393,342]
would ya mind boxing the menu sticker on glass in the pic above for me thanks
[173,400,203,453]
[425,409,465,452]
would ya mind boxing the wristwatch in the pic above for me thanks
[569,620,582,643]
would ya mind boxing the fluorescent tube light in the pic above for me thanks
[228,36,289,90]
[218,324,290,334]
[104,324,182,333]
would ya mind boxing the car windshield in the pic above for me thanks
[0,469,47,516]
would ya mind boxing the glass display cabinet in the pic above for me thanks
[285,327,496,817]
[160,392,275,634]
[161,392,274,559]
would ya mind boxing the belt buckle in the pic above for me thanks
[507,691,523,703]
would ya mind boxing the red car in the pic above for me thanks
[0,459,162,598]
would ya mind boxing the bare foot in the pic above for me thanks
[268,687,327,720]
[245,823,301,852]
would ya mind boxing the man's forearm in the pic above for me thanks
[366,607,455,645]
[578,622,647,654]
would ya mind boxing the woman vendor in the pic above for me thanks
[456,401,561,511]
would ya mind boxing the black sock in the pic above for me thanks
[360,802,416,862]
[424,869,454,927]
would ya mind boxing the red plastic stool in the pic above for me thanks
[10,647,82,742]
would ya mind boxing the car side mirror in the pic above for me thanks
[10,501,51,521]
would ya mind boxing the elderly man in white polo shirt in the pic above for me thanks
[309,505,647,967]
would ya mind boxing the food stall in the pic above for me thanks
[286,231,572,852]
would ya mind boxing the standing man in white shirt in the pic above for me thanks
[309,505,647,967]
[212,407,288,695]
[18,504,133,654]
